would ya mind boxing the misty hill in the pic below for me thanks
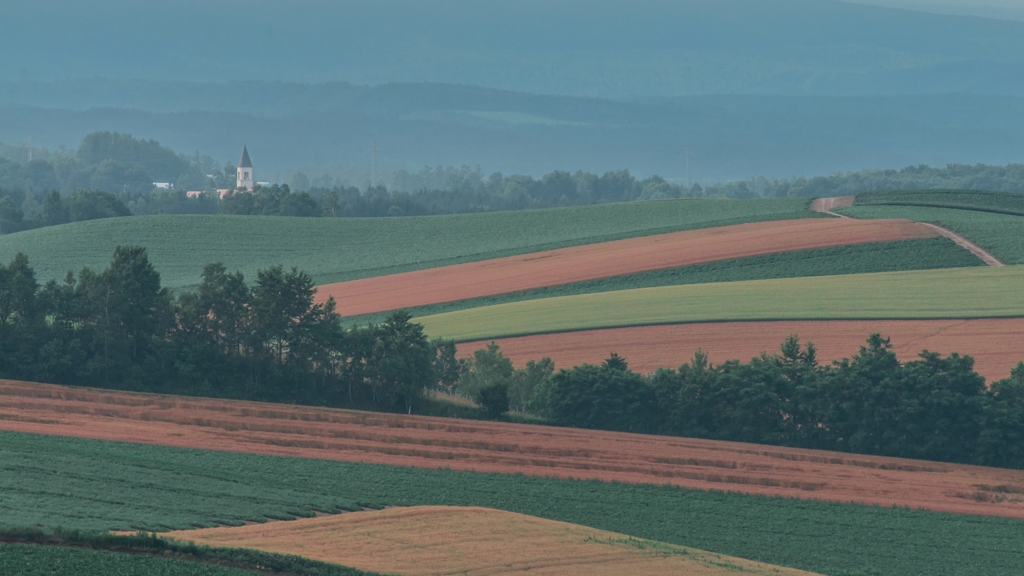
[2,81,1023,181]
[4,0,1024,97]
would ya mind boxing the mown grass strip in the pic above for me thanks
[416,265,1024,342]
[0,198,818,289]
[343,237,981,326]
[2,431,1022,576]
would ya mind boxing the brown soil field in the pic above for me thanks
[460,318,1024,383]
[165,506,819,576]
[5,381,1024,518]
[315,218,935,316]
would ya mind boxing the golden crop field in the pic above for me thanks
[166,506,821,576]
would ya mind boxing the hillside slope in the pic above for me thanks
[0,199,815,288]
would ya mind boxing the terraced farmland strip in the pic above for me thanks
[0,198,817,289]
[166,506,820,576]
[316,218,936,316]
[343,237,982,326]
[4,380,1024,518]
[840,204,1024,264]
[458,318,1024,383]
[417,266,1024,341]
[3,431,1024,576]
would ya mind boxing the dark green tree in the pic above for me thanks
[476,381,510,420]
[431,338,464,393]
[369,311,436,412]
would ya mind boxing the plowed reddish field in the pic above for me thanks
[4,380,1024,518]
[460,318,1024,382]
[315,218,935,316]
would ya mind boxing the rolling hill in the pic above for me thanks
[0,198,817,289]
[4,393,1024,575]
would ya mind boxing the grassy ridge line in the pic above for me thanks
[416,266,1024,341]
[0,198,818,289]
[3,431,1023,576]
[840,204,1024,265]
[343,237,981,326]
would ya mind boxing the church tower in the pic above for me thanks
[236,146,254,191]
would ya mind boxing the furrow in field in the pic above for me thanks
[165,506,820,576]
[417,266,1024,342]
[458,318,1024,383]
[315,218,935,316]
[4,380,1024,518]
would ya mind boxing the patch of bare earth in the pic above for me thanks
[165,506,820,576]
[315,218,935,316]
[4,380,1024,518]
[460,319,1024,383]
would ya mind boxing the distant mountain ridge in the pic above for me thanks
[4,0,1024,97]
[2,82,1022,181]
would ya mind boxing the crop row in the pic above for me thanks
[417,265,1024,341]
[0,197,816,289]
[855,189,1024,216]
[0,543,261,576]
[3,431,1024,576]
[841,204,1024,265]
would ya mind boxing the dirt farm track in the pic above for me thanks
[460,318,1024,383]
[315,218,935,316]
[4,380,1024,519]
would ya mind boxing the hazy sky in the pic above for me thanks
[845,0,1024,21]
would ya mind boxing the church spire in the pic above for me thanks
[238,145,252,168]
[236,146,254,190]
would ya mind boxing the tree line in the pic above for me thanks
[455,337,1024,469]
[0,249,443,413]
[5,132,1024,235]
[5,247,1024,468]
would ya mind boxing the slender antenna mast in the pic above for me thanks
[371,141,377,188]
[686,145,690,188]
[27,136,33,162]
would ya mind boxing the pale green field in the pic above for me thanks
[0,198,816,289]
[417,266,1024,341]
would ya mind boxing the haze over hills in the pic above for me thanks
[2,83,1022,182]
[849,0,1024,21]
[4,0,1024,96]
[2,0,1023,182]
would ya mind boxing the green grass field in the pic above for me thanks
[2,431,1023,576]
[345,237,982,325]
[855,189,1024,216]
[0,198,817,289]
[417,266,1024,341]
[840,204,1024,265]
[0,544,263,576]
